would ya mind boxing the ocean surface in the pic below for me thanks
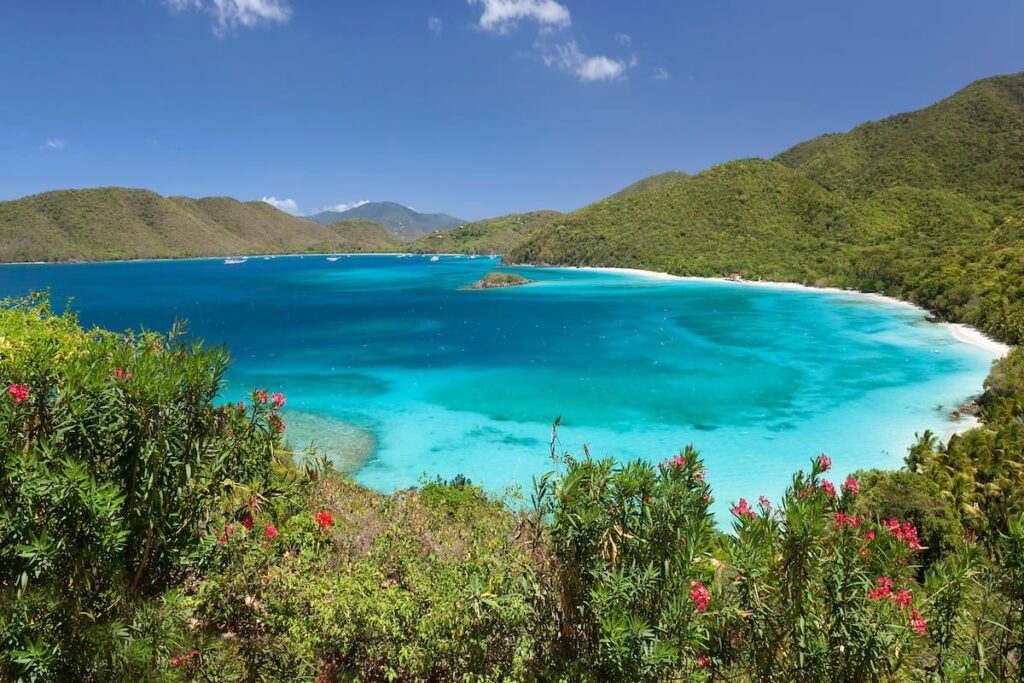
[0,255,999,517]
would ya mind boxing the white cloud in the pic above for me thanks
[427,16,443,34]
[43,138,66,151]
[167,0,292,35]
[615,33,631,47]
[261,196,300,214]
[652,66,670,81]
[320,200,370,214]
[467,0,570,34]
[541,40,627,82]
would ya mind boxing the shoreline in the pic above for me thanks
[558,265,1012,358]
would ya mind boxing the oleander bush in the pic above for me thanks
[2,295,1023,681]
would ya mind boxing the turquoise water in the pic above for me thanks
[0,255,999,516]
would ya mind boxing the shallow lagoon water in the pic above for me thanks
[0,255,999,517]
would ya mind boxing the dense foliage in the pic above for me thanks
[2,298,1023,681]
[307,202,464,240]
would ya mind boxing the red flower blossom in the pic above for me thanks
[242,515,254,530]
[834,513,863,530]
[171,656,183,667]
[894,589,913,611]
[270,392,286,408]
[883,519,922,551]
[864,530,876,541]
[265,524,279,538]
[910,608,927,635]
[8,383,28,404]
[696,655,710,669]
[731,498,756,521]
[758,495,772,511]
[868,576,894,600]
[114,367,132,381]
[843,476,860,496]
[817,453,832,471]
[255,388,268,403]
[689,580,709,612]
[821,480,836,497]
[860,547,869,559]
[314,510,334,530]
[661,453,686,470]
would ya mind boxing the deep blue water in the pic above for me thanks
[0,255,998,516]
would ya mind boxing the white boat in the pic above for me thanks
[327,256,341,262]
[430,255,440,262]
[224,258,247,265]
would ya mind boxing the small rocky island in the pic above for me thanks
[466,271,533,289]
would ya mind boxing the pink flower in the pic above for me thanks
[894,589,912,611]
[696,655,710,669]
[255,388,268,403]
[731,498,756,521]
[821,480,836,497]
[314,511,334,530]
[171,655,183,667]
[758,495,772,512]
[864,530,876,541]
[661,453,686,470]
[689,579,710,612]
[270,392,286,408]
[817,453,832,471]
[265,524,279,538]
[242,515,254,530]
[114,367,132,381]
[883,519,922,551]
[868,576,894,601]
[843,477,860,496]
[859,547,869,559]
[910,608,927,635]
[8,383,28,404]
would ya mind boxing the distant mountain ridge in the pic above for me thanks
[0,188,402,262]
[306,201,464,239]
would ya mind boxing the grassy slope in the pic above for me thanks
[610,170,688,198]
[320,218,404,252]
[507,71,1024,343]
[0,188,400,262]
[405,210,562,254]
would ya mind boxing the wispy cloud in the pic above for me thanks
[319,200,370,214]
[540,40,627,82]
[261,196,300,214]
[468,0,570,34]
[43,138,66,151]
[468,0,631,83]
[166,0,292,35]
[427,16,443,35]
[652,66,670,81]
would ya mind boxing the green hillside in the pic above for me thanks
[307,201,464,239]
[320,218,404,252]
[0,188,397,262]
[507,71,1024,343]
[610,170,688,198]
[405,210,562,254]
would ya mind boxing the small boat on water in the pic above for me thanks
[430,255,440,262]
[224,258,247,265]
[327,256,341,262]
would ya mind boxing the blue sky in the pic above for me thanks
[2,1,1023,220]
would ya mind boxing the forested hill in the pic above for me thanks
[405,210,562,254]
[0,188,399,262]
[306,201,464,239]
[506,71,1024,344]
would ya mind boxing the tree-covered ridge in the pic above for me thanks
[775,72,1024,199]
[306,201,464,240]
[319,218,404,252]
[405,210,562,254]
[610,170,689,198]
[507,71,1024,344]
[0,188,399,263]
